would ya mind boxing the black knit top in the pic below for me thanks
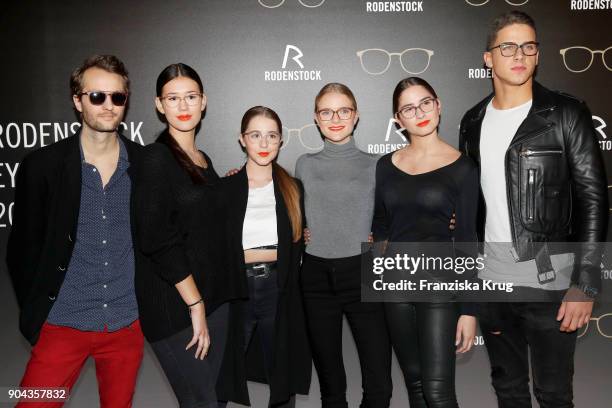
[133,141,247,342]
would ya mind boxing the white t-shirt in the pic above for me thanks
[479,98,571,290]
[242,181,278,250]
[481,98,532,244]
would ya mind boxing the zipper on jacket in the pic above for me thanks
[527,169,535,221]
[520,148,563,157]
[504,151,518,246]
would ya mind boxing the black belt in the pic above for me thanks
[247,244,278,250]
[245,261,277,278]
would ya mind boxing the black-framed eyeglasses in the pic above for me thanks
[316,107,355,121]
[488,41,539,57]
[79,91,128,106]
[396,98,437,120]
[159,93,203,108]
[243,130,282,145]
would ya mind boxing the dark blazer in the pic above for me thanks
[216,166,312,405]
[6,131,143,345]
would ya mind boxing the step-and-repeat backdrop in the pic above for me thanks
[1,1,611,406]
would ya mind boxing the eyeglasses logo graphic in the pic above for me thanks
[258,0,325,8]
[282,45,304,69]
[559,46,612,73]
[356,48,434,75]
[577,313,612,339]
[465,0,528,6]
[281,123,323,151]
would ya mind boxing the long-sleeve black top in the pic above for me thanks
[372,152,479,315]
[373,153,478,243]
[133,141,247,342]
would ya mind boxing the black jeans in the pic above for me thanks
[301,253,392,408]
[385,302,460,408]
[243,265,295,408]
[150,302,229,408]
[479,302,576,408]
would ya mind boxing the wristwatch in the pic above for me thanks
[574,283,599,299]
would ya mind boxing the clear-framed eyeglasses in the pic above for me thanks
[465,0,529,6]
[559,46,612,73]
[258,0,325,8]
[243,130,282,145]
[356,48,434,75]
[159,93,203,108]
[281,124,323,151]
[577,313,612,339]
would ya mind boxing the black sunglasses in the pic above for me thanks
[79,91,128,106]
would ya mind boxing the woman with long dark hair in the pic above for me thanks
[219,106,311,407]
[373,77,478,407]
[296,83,392,408]
[133,63,246,407]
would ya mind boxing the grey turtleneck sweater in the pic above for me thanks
[295,137,379,258]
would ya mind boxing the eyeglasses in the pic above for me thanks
[243,130,282,145]
[258,0,325,8]
[356,48,434,75]
[159,93,203,108]
[465,0,529,6]
[577,313,612,339]
[79,91,128,106]
[559,46,612,73]
[488,41,539,57]
[316,107,355,122]
[396,98,437,120]
[281,123,323,151]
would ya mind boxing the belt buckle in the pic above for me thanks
[538,270,556,284]
[252,263,270,279]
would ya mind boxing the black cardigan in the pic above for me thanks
[216,166,312,406]
[132,141,248,342]
[6,131,143,345]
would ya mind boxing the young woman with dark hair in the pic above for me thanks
[295,83,392,408]
[133,63,247,408]
[373,77,478,407]
[219,106,311,407]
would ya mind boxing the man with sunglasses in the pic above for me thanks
[7,55,144,407]
[459,11,607,408]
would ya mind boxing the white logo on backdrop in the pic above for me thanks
[559,46,612,73]
[367,118,408,154]
[258,0,326,8]
[594,116,611,152]
[265,44,322,81]
[594,116,608,140]
[356,48,434,75]
[282,45,304,69]
[384,118,407,143]
[281,123,323,150]
[465,0,528,6]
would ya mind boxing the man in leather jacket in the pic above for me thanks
[459,11,607,408]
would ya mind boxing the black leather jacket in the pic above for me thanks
[459,81,607,296]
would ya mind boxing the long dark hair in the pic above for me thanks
[156,63,207,184]
[241,106,302,243]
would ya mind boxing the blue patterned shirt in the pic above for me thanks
[47,137,138,331]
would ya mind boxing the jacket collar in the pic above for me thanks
[468,80,556,123]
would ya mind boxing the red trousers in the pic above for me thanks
[16,320,144,407]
